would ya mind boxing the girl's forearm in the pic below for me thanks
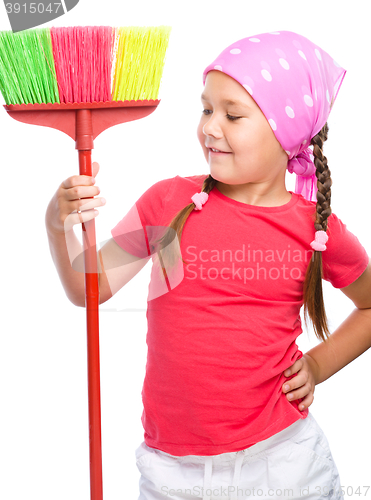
[46,226,87,307]
[305,307,371,385]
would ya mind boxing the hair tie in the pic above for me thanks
[191,192,209,210]
[310,230,328,251]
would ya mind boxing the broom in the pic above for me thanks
[0,25,171,500]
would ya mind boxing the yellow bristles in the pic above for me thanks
[111,26,171,101]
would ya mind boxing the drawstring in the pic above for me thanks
[202,450,245,500]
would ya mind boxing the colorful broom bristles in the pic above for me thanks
[0,25,171,105]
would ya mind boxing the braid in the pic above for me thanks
[154,174,218,282]
[303,122,332,342]
[311,123,332,232]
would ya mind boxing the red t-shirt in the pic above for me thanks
[111,174,369,456]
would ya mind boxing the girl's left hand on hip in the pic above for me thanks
[282,354,317,411]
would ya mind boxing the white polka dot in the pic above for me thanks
[333,59,341,67]
[302,139,307,145]
[268,119,277,130]
[243,84,253,95]
[315,49,322,60]
[326,89,330,103]
[285,150,291,156]
[298,50,306,60]
[230,48,241,54]
[249,38,260,43]
[285,106,295,118]
[279,58,290,70]
[214,65,223,71]
[269,32,280,35]
[261,69,272,81]
[304,95,313,107]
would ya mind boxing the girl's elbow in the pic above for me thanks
[66,291,85,308]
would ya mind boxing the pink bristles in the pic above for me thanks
[50,26,115,104]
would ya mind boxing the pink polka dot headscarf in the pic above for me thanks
[202,31,346,202]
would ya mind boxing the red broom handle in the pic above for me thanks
[76,110,103,500]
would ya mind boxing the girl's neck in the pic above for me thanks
[215,182,292,208]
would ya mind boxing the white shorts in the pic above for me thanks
[135,412,342,500]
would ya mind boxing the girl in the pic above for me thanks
[45,31,371,499]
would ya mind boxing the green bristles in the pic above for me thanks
[0,28,60,105]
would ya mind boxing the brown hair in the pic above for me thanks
[154,122,332,343]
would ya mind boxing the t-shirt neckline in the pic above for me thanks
[212,186,299,212]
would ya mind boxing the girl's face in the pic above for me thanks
[197,71,289,200]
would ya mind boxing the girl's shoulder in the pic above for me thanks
[181,173,209,188]
[295,194,343,227]
[138,174,209,211]
[155,173,209,198]
[150,173,208,190]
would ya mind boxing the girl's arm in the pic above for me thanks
[305,261,371,385]
[46,225,149,307]
[45,225,87,307]
[97,237,150,304]
[45,161,149,307]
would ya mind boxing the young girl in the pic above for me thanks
[45,31,371,499]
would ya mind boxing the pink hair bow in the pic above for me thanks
[287,147,318,203]
[192,192,209,210]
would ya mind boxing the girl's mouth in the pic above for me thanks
[208,147,232,155]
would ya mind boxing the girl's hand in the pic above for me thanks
[282,354,319,411]
[45,161,105,234]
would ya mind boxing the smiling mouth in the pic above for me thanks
[208,147,231,154]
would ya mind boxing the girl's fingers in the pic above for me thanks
[62,174,96,190]
[295,393,314,411]
[72,197,106,212]
[285,382,311,401]
[56,168,103,232]
[64,209,99,232]
[64,184,100,201]
[283,372,305,393]
[284,358,303,377]
[92,161,100,178]
[63,198,106,230]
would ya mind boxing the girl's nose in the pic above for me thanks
[202,115,222,138]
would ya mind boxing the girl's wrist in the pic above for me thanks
[303,353,320,386]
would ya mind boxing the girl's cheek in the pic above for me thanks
[196,121,205,147]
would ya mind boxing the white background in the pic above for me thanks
[0,1,370,499]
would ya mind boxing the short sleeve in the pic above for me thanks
[321,212,370,288]
[111,177,175,259]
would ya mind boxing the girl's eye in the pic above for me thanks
[202,109,241,121]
